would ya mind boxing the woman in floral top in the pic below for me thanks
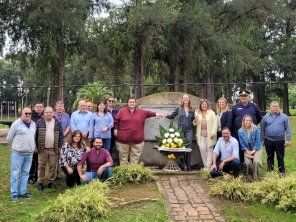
[59,130,87,188]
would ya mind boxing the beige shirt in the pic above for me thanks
[45,118,55,148]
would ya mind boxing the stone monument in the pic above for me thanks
[136,92,216,169]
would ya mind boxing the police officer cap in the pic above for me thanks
[239,89,250,96]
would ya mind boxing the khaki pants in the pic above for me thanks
[199,136,213,168]
[38,148,57,184]
[244,148,262,181]
[115,141,144,166]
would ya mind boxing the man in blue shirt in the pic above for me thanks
[53,101,71,180]
[70,100,92,147]
[232,90,262,165]
[261,101,291,174]
[210,127,241,178]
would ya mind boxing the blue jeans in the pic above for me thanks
[210,157,241,178]
[10,152,33,196]
[102,139,111,152]
[80,167,112,183]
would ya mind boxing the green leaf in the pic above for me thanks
[169,121,179,131]
[159,125,167,137]
[155,136,163,145]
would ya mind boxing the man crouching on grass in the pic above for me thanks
[77,137,113,183]
[210,127,241,178]
[6,107,36,202]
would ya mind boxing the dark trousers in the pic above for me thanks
[210,156,241,178]
[110,128,116,155]
[181,128,193,169]
[264,138,285,173]
[61,167,81,188]
[29,153,38,180]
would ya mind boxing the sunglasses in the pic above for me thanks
[108,100,115,102]
[25,113,32,115]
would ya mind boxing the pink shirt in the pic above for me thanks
[77,148,113,172]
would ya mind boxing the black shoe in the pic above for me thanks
[47,182,57,189]
[187,166,191,171]
[28,179,35,185]
[38,183,44,191]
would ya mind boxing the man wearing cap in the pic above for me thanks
[232,89,262,164]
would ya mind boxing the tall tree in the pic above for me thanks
[1,0,109,107]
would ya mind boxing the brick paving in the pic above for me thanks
[156,175,226,222]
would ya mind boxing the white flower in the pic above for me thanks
[178,139,183,144]
[173,138,179,143]
[164,133,170,138]
[170,134,176,138]
[175,132,180,137]
[169,128,174,132]
[167,138,173,143]
[162,139,167,144]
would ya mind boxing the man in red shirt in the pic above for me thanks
[114,97,165,165]
[77,137,113,182]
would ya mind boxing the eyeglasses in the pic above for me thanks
[108,100,115,102]
[24,113,32,115]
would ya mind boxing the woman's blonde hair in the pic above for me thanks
[216,97,230,114]
[241,115,254,132]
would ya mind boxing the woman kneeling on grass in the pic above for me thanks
[238,115,262,181]
[59,130,89,188]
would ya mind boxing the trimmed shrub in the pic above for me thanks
[35,180,112,222]
[251,172,296,211]
[107,163,157,186]
[209,175,251,201]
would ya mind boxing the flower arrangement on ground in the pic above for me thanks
[155,122,190,159]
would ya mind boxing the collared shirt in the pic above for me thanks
[105,107,118,118]
[53,111,70,133]
[260,112,291,142]
[213,136,239,161]
[77,148,113,172]
[70,110,92,133]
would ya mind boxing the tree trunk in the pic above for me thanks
[282,72,290,115]
[134,36,144,99]
[227,73,232,104]
[169,63,177,92]
[49,49,64,107]
[179,57,187,93]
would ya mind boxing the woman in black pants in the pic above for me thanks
[59,130,89,188]
[166,94,195,171]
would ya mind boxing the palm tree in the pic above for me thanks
[72,81,114,108]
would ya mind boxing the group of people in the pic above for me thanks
[168,90,291,181]
[6,91,292,202]
[6,98,117,202]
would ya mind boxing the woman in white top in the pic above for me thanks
[193,100,217,170]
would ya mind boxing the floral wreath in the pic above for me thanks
[154,122,190,159]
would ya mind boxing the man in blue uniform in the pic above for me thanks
[232,90,262,165]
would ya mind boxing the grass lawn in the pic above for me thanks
[220,116,296,221]
[0,145,168,222]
